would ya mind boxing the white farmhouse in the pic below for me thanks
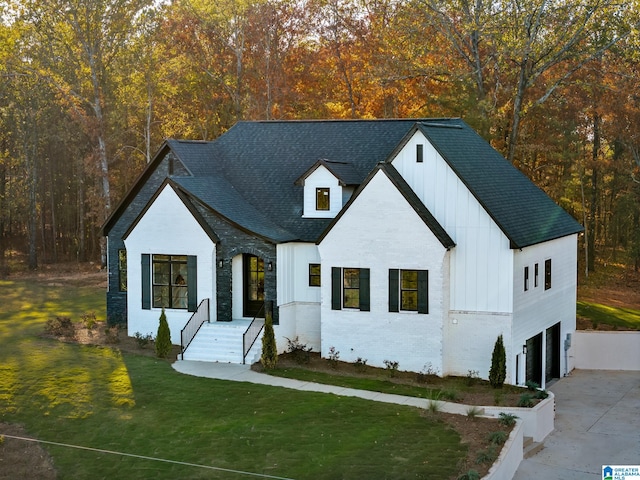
[102,119,583,387]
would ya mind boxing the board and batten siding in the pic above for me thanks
[318,170,449,373]
[275,243,322,350]
[302,166,344,218]
[512,234,578,378]
[391,132,514,314]
[125,184,216,344]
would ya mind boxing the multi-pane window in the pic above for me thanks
[343,268,360,308]
[247,255,265,302]
[331,267,370,311]
[152,254,188,309]
[544,259,552,290]
[118,249,127,292]
[316,187,330,211]
[534,263,539,288]
[401,270,419,310]
[389,269,429,313]
[524,266,529,291]
[309,263,321,286]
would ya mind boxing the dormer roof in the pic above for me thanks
[294,159,362,186]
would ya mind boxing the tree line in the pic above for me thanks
[1,0,639,275]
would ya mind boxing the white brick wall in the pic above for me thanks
[319,170,449,373]
[125,184,216,344]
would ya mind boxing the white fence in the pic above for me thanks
[574,331,640,370]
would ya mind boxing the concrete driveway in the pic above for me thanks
[513,370,640,479]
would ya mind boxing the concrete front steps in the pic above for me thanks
[181,321,263,364]
[523,436,544,458]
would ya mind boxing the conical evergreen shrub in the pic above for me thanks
[155,308,172,358]
[489,334,506,388]
[261,311,278,369]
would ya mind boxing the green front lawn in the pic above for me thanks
[0,278,468,479]
[576,301,640,330]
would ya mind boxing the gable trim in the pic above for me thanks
[317,163,455,249]
[122,179,220,244]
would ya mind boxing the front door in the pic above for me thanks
[243,254,265,318]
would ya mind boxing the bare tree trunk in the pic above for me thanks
[588,112,600,272]
[0,159,7,278]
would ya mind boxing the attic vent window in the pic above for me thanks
[316,187,330,211]
[416,144,424,163]
[168,157,174,176]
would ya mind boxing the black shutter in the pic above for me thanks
[187,255,198,312]
[418,270,429,314]
[359,268,370,312]
[389,269,399,312]
[141,254,151,310]
[331,267,341,310]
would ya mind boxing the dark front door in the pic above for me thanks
[525,333,543,386]
[545,322,561,383]
[243,254,265,318]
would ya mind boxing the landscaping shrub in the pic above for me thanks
[489,335,506,388]
[457,470,480,480]
[466,406,482,419]
[284,336,312,364]
[327,346,340,369]
[44,317,75,338]
[517,393,535,408]
[155,308,172,358]
[536,389,549,399]
[498,412,518,427]
[81,312,97,330]
[261,311,278,370]
[104,325,120,344]
[475,445,497,465]
[488,430,508,445]
[383,359,399,377]
[134,331,154,349]
[466,369,480,387]
[525,380,540,391]
[354,357,368,372]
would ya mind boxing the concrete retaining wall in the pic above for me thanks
[483,392,555,443]
[574,331,640,370]
[483,419,524,480]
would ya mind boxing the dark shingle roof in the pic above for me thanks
[105,118,583,248]
[171,119,426,242]
[414,121,583,248]
[294,159,362,186]
[172,177,297,242]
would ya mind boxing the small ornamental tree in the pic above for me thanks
[261,310,278,370]
[155,308,172,358]
[489,334,507,388]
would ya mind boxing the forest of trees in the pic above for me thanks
[1,0,639,275]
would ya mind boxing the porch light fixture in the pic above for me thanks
[218,259,223,268]
[522,345,527,355]
[268,261,273,271]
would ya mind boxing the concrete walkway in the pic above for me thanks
[172,360,469,415]
[514,370,640,479]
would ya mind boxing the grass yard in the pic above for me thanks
[576,301,640,330]
[0,274,481,480]
[577,255,640,330]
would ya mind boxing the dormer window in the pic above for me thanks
[316,188,330,211]
[295,159,360,219]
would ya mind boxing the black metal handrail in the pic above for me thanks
[180,298,210,357]
[242,302,268,364]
